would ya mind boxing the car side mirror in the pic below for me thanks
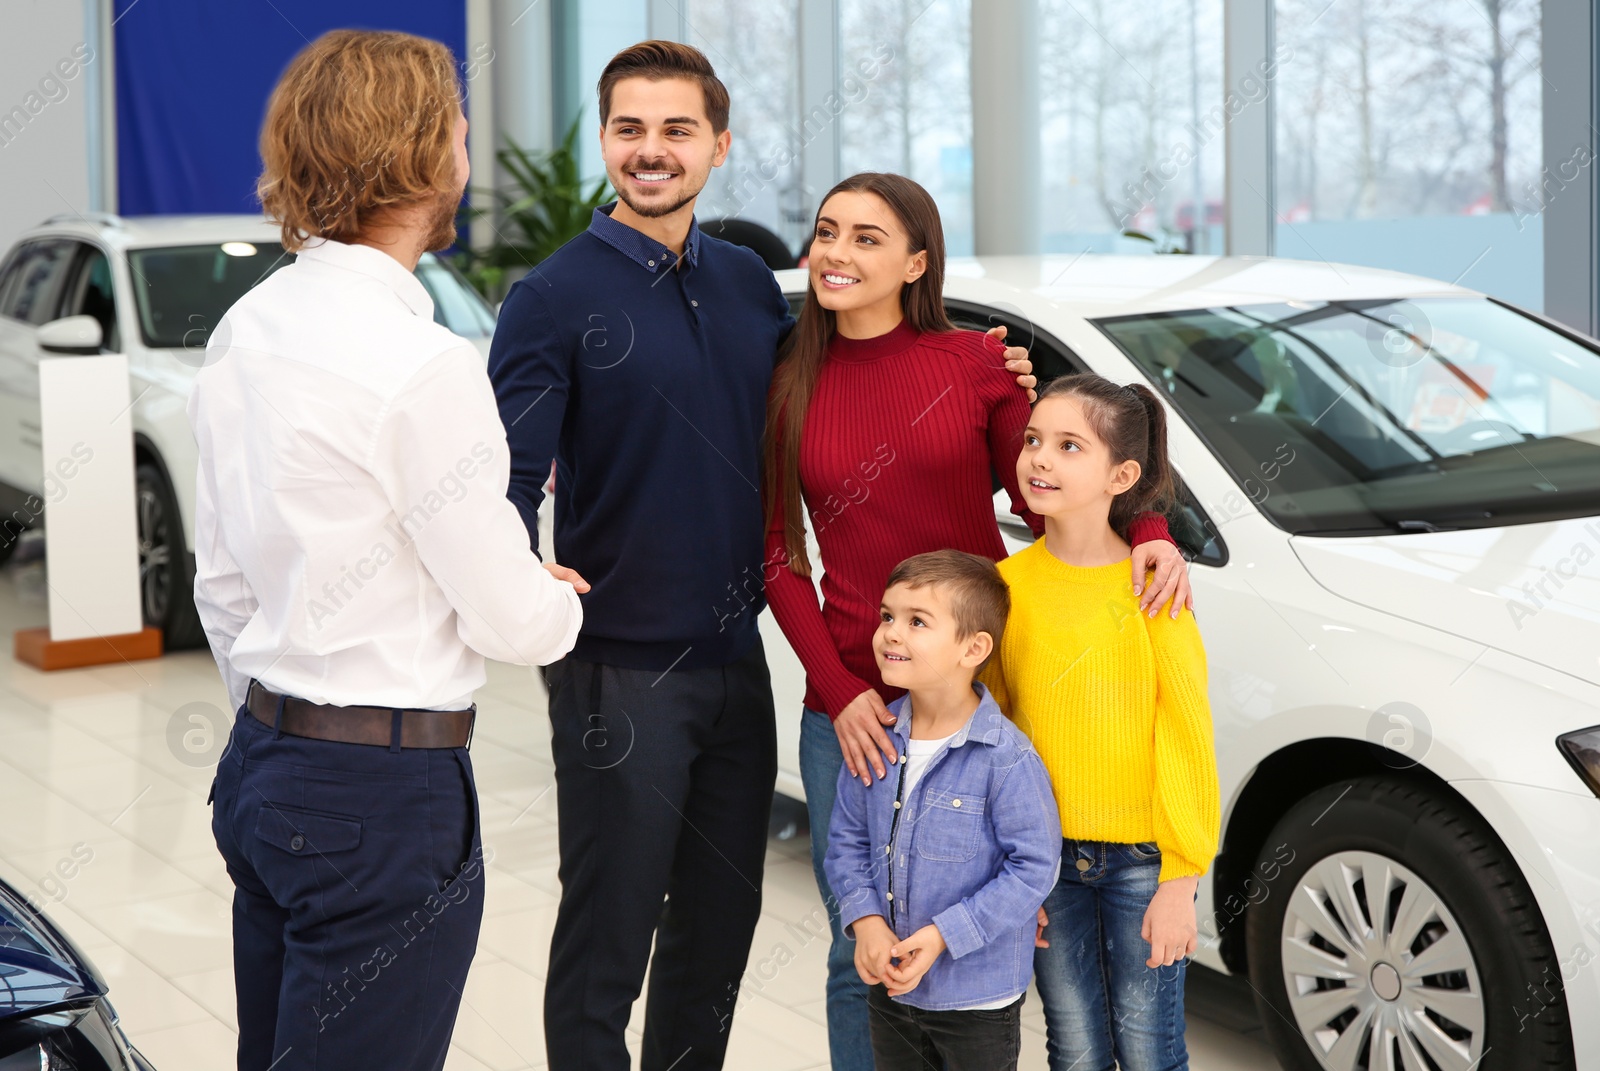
[37,315,103,355]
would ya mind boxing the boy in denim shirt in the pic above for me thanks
[825,550,1061,1070]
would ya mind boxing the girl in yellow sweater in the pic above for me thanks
[985,373,1219,1071]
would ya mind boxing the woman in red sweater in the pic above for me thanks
[761,172,1191,1069]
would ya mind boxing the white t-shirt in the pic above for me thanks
[903,732,1020,1013]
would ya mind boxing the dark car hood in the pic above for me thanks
[0,878,105,1024]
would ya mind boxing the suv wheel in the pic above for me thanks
[135,460,205,649]
[1246,777,1574,1071]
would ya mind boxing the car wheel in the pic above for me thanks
[135,460,205,650]
[1246,776,1575,1071]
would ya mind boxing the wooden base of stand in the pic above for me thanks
[13,626,163,670]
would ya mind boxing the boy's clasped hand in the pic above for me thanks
[853,916,948,997]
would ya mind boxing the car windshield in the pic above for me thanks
[127,242,496,348]
[129,241,293,349]
[1096,298,1600,534]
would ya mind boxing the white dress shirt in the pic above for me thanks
[188,238,582,712]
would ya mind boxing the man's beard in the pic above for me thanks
[422,187,462,251]
[612,160,708,219]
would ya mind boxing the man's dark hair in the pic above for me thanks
[597,40,731,135]
[885,550,1010,668]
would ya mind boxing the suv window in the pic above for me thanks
[0,240,76,325]
[128,242,292,348]
[61,245,120,352]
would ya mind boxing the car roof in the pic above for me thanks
[776,254,1482,319]
[20,213,285,250]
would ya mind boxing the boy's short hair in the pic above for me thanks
[257,30,462,252]
[597,40,731,135]
[885,550,1010,667]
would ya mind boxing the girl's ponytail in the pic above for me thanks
[1123,382,1177,529]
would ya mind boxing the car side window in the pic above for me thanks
[0,248,22,313]
[947,301,1082,384]
[60,245,120,352]
[1170,486,1227,567]
[0,240,77,326]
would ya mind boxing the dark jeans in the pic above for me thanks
[210,706,484,1071]
[867,984,1023,1071]
[542,638,778,1071]
[799,706,874,1071]
[1034,839,1188,1071]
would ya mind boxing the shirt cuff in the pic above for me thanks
[837,885,890,939]
[818,672,876,721]
[1129,510,1175,548]
[931,902,985,960]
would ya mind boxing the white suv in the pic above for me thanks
[0,213,497,646]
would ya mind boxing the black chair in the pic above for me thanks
[697,218,798,271]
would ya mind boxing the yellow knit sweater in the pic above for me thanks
[982,539,1220,882]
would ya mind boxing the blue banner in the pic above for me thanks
[114,1,467,216]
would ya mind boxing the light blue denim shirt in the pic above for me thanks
[824,683,1062,1011]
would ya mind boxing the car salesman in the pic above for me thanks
[188,30,585,1071]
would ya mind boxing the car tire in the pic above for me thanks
[1245,776,1575,1071]
[135,460,206,650]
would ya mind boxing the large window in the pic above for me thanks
[685,0,804,250]
[557,1,650,180]
[1039,0,1226,255]
[839,0,974,255]
[1273,0,1544,308]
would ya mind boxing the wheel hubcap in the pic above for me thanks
[1281,850,1484,1071]
[136,485,171,622]
[1370,962,1401,1002]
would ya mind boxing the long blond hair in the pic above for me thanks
[257,30,462,252]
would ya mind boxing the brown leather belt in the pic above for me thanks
[246,680,473,749]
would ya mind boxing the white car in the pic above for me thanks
[762,256,1600,1071]
[0,214,497,645]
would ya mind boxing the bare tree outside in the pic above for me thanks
[1038,0,1226,253]
[839,0,975,253]
[1274,0,1541,222]
[688,0,804,245]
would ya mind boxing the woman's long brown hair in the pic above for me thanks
[762,172,955,577]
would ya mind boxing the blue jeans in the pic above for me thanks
[799,707,874,1071]
[1034,839,1189,1071]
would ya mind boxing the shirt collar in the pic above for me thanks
[295,238,434,319]
[588,202,701,272]
[888,683,1008,749]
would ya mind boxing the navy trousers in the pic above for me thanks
[542,638,778,1071]
[211,706,485,1071]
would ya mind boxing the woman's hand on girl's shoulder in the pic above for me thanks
[985,323,1037,401]
[1132,539,1192,618]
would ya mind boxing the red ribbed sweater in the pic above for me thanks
[763,322,1173,719]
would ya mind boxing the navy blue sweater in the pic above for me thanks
[487,205,793,671]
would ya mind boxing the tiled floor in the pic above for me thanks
[0,555,1281,1070]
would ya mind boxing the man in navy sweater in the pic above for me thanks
[488,41,1033,1071]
